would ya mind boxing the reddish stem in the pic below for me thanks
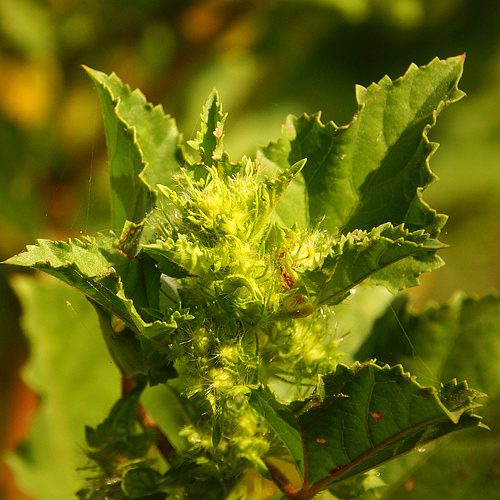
[264,460,299,499]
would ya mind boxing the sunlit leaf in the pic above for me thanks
[260,56,465,237]
[300,223,445,306]
[250,362,484,496]
[4,234,184,381]
[187,89,227,169]
[85,67,185,195]
[355,292,500,500]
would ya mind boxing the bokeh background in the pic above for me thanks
[2,0,500,498]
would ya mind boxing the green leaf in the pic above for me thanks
[85,67,185,195]
[252,158,307,239]
[85,67,154,231]
[260,56,465,237]
[256,148,308,229]
[249,361,483,497]
[142,233,209,279]
[188,89,227,169]
[356,292,500,398]
[300,223,445,307]
[6,275,120,500]
[5,234,134,319]
[4,233,181,337]
[121,467,165,498]
[248,385,304,475]
[355,293,500,500]
[4,233,187,382]
[85,382,146,448]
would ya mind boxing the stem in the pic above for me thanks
[264,460,299,499]
[121,376,177,465]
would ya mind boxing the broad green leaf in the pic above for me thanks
[85,67,185,196]
[252,158,307,239]
[121,467,165,498]
[300,223,445,307]
[4,233,180,333]
[356,292,500,398]
[260,56,465,237]
[85,68,153,231]
[4,234,136,321]
[355,293,500,500]
[256,147,308,229]
[249,362,483,496]
[143,233,216,278]
[6,275,120,500]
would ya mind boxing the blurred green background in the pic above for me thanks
[2,0,500,498]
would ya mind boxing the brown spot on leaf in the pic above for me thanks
[315,437,327,445]
[371,411,383,422]
[312,401,322,408]
[329,466,342,474]
[405,479,416,492]
[125,227,137,240]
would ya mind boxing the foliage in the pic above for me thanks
[3,54,495,500]
[6,274,120,500]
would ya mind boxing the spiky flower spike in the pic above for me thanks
[141,98,343,480]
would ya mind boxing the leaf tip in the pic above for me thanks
[82,64,102,82]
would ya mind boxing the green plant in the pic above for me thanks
[4,55,491,500]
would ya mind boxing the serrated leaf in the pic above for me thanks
[188,89,227,169]
[143,232,218,278]
[260,56,465,237]
[300,363,482,488]
[85,67,155,232]
[252,158,307,239]
[5,235,136,324]
[5,233,176,330]
[85,67,185,194]
[4,234,185,379]
[249,362,483,497]
[354,292,500,500]
[300,223,445,306]
[356,292,500,399]
[256,138,308,229]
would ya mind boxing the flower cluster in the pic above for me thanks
[141,158,342,477]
